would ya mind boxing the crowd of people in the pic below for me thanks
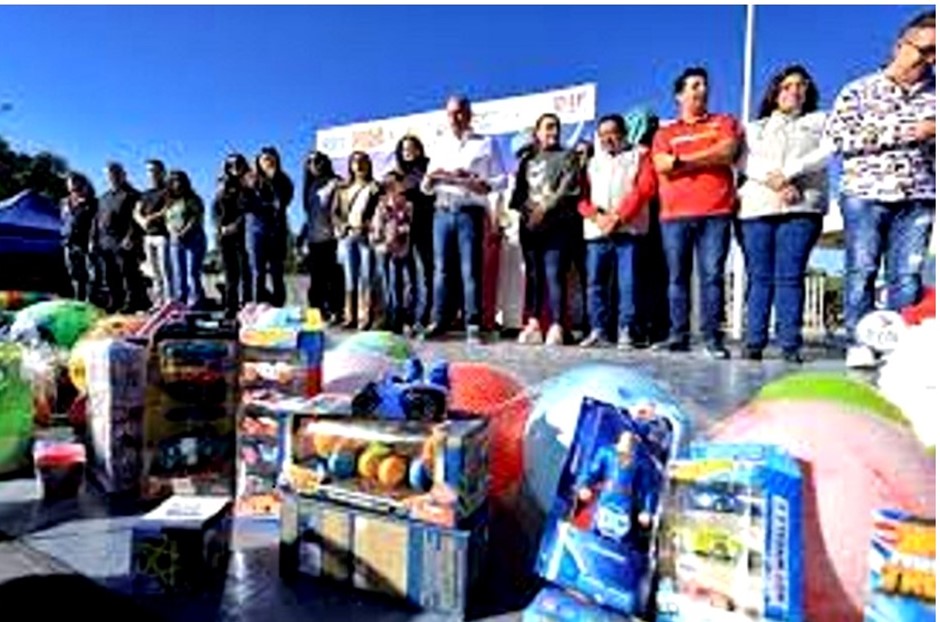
[58,10,934,369]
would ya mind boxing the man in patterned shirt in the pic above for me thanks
[826,10,935,369]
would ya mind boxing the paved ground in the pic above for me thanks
[0,334,849,621]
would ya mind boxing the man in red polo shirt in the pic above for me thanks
[651,67,742,359]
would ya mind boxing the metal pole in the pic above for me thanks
[730,4,755,341]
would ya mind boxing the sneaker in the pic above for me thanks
[518,320,543,345]
[580,329,612,348]
[782,350,804,365]
[652,337,690,353]
[617,328,635,350]
[846,344,877,369]
[545,324,565,346]
[704,343,731,360]
[741,346,763,361]
[466,325,483,346]
[421,323,447,341]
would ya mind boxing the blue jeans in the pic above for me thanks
[842,196,935,342]
[585,235,637,336]
[521,228,570,325]
[740,214,822,353]
[431,207,483,328]
[170,229,206,306]
[661,215,732,345]
[338,234,374,304]
[246,224,286,306]
[388,253,417,330]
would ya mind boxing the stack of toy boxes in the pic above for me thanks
[531,397,682,621]
[863,509,935,622]
[279,408,490,617]
[237,307,324,519]
[654,443,804,622]
[130,494,233,594]
[83,338,148,495]
[141,312,240,500]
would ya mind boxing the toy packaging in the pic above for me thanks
[0,342,34,476]
[655,443,803,622]
[863,509,935,622]
[84,338,147,494]
[522,586,636,622]
[288,414,489,528]
[535,397,679,617]
[239,305,324,398]
[131,495,232,594]
[279,493,487,617]
[141,313,239,500]
[351,357,450,422]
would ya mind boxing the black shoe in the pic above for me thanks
[782,350,804,364]
[704,343,731,360]
[741,346,763,361]
[421,323,447,341]
[652,337,690,353]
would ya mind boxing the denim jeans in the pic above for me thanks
[388,253,417,330]
[585,234,637,337]
[170,229,207,307]
[521,228,570,326]
[338,234,374,306]
[740,214,822,353]
[64,245,90,302]
[841,196,935,342]
[247,224,285,306]
[220,234,246,317]
[431,207,484,329]
[661,215,732,346]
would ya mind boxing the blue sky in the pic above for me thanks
[0,4,931,272]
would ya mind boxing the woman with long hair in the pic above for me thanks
[333,151,382,329]
[392,135,432,329]
[300,150,342,322]
[212,153,253,317]
[165,170,208,308]
[61,172,98,302]
[737,64,830,363]
[509,112,582,346]
[250,146,294,306]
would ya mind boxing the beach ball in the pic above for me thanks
[711,400,935,621]
[10,300,103,349]
[0,344,34,475]
[333,331,413,362]
[321,349,398,395]
[447,361,529,499]
[879,319,938,449]
[523,363,694,516]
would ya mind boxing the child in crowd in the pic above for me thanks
[372,171,416,335]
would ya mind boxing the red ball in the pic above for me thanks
[711,400,935,620]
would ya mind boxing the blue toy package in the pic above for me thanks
[863,509,935,622]
[535,397,680,617]
[522,586,635,621]
[655,443,803,622]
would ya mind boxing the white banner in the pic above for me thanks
[315,83,596,160]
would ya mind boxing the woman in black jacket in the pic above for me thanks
[392,135,432,328]
[250,146,294,306]
[213,153,254,317]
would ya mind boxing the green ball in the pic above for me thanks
[0,344,34,475]
[756,372,909,427]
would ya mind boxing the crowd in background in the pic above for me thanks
[58,10,935,369]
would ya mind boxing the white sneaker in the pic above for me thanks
[846,345,878,369]
[545,323,565,346]
[517,321,543,345]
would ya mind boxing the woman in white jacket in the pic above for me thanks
[738,65,831,363]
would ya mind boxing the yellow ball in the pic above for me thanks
[357,444,391,479]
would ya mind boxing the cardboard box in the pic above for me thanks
[655,443,804,622]
[863,509,935,622]
[84,338,147,494]
[141,314,239,500]
[523,586,636,622]
[279,494,487,616]
[239,306,324,398]
[130,495,233,594]
[535,398,681,617]
[288,414,489,528]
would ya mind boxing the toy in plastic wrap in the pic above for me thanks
[289,414,489,528]
[131,495,232,594]
[522,586,634,621]
[236,398,293,518]
[10,299,103,349]
[83,338,147,494]
[34,440,86,501]
[351,357,450,422]
[0,342,34,475]
[535,397,677,617]
[279,493,487,617]
[655,443,803,622]
[239,304,324,398]
[142,313,239,499]
[863,509,935,622]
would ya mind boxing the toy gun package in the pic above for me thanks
[863,509,935,622]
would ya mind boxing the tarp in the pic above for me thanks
[0,190,62,256]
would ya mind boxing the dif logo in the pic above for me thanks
[553,89,588,117]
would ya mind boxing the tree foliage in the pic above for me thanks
[0,135,70,202]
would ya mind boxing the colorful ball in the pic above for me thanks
[879,319,937,449]
[408,457,433,491]
[357,443,391,479]
[333,331,414,362]
[710,400,935,620]
[377,455,408,488]
[327,449,357,479]
[11,299,103,349]
[313,434,339,459]
[322,350,398,395]
[523,363,694,516]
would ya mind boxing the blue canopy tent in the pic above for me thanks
[0,190,67,293]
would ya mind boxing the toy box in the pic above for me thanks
[141,313,239,500]
[522,586,635,622]
[535,397,680,617]
[239,305,324,398]
[655,443,804,622]
[288,414,489,528]
[84,338,147,494]
[863,509,935,622]
[279,493,487,617]
[130,495,233,594]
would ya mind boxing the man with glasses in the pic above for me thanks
[826,10,936,368]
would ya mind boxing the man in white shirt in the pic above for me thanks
[421,95,507,344]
